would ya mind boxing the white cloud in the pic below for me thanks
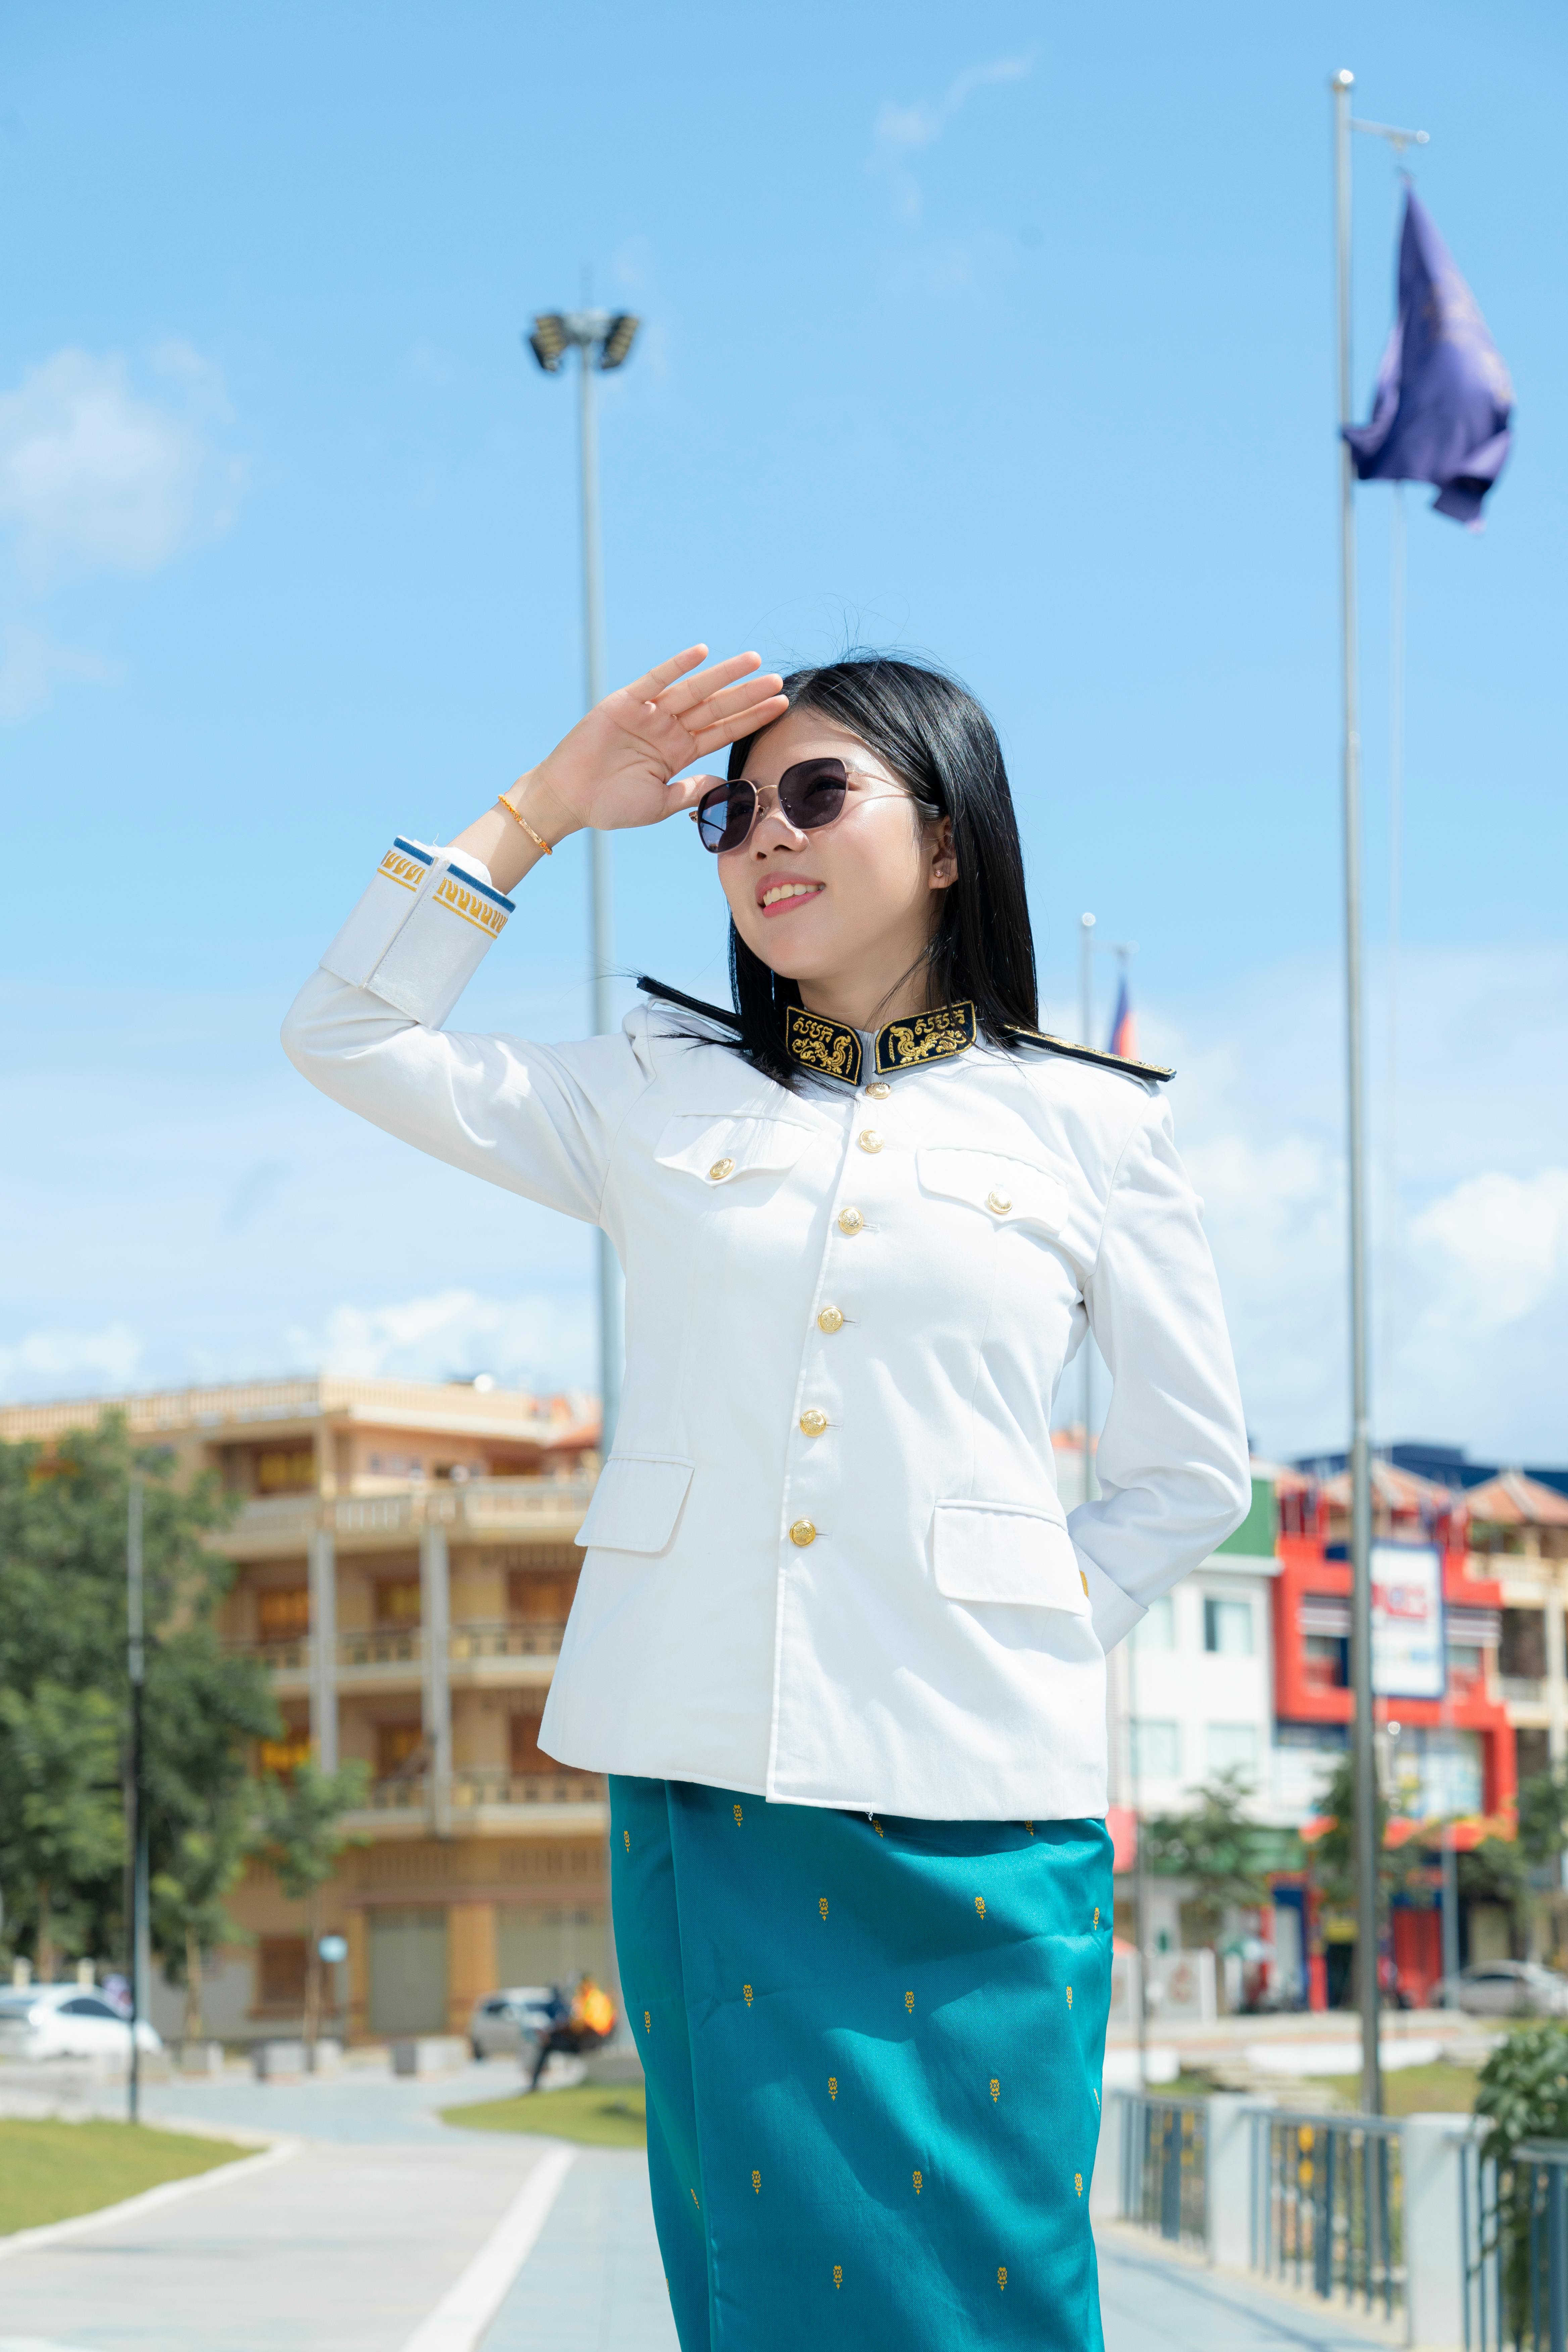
[0,343,241,577]
[0,623,113,721]
[285,1287,596,1390]
[871,53,1034,223]
[0,1322,143,1397]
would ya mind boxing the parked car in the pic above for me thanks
[0,1986,163,2060]
[1434,1961,1568,2018]
[467,1986,558,2060]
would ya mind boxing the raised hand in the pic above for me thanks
[523,647,787,841]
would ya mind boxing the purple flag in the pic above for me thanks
[1343,189,1514,528]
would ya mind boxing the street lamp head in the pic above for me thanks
[598,312,641,371]
[527,312,570,373]
[1332,67,1355,90]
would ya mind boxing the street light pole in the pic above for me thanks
[526,305,642,1453]
[1078,915,1097,1503]
[126,1476,147,2123]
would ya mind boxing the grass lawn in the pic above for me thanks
[442,2084,647,2150]
[1319,2060,1481,2116]
[0,2118,249,2237]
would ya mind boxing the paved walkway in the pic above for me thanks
[0,2066,1399,2352]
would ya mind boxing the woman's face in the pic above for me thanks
[713,704,956,1008]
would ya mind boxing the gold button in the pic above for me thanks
[837,1207,864,1236]
[799,1408,829,1437]
[709,1157,735,1182]
[789,1518,817,1547]
[866,1081,891,1099]
[857,1128,884,1154]
[817,1306,844,1334]
[986,1189,1012,1216]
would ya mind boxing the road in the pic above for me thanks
[0,2064,1390,2352]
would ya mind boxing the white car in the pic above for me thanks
[467,1986,557,2060]
[1434,1961,1568,2018]
[0,1986,163,2060]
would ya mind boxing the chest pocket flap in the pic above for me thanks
[576,1455,695,1555]
[932,1496,1090,1612]
[655,1113,815,1186]
[917,1145,1069,1234]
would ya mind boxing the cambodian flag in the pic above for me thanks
[1107,974,1136,1060]
[1343,189,1514,528]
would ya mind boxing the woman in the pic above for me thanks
[284,644,1248,2349]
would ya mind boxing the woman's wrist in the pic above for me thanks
[508,766,582,847]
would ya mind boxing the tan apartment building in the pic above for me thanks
[0,1374,605,2045]
[1470,1471,1568,1782]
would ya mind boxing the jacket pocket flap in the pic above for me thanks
[655,1114,815,1184]
[932,1498,1089,1611]
[575,1455,695,1554]
[917,1146,1069,1233]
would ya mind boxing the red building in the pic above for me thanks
[1269,1463,1513,2008]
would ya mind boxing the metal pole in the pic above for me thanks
[1079,913,1097,1503]
[577,338,623,1452]
[126,1476,146,2123]
[1333,65,1381,2118]
[1125,1632,1150,2086]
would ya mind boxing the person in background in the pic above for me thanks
[529,1969,616,2090]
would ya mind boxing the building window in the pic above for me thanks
[1131,1720,1181,1779]
[1132,1595,1176,1651]
[257,1936,307,2009]
[374,1577,423,1627]
[253,1447,317,1495]
[258,1730,312,1777]
[1204,1596,1254,1655]
[1500,1608,1547,1682]
[1207,1723,1260,1780]
[257,1586,310,1642]
[376,1721,424,1780]
[1303,1633,1348,1691]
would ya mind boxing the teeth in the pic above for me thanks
[762,882,822,908]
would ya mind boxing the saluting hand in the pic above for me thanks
[522,646,787,842]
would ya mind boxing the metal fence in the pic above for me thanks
[1250,2107,1404,2319]
[1117,2092,1208,2252]
[1463,2138,1568,2352]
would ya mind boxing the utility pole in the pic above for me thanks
[525,303,641,1455]
[126,1476,148,2123]
[1078,915,1097,1504]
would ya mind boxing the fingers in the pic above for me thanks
[660,772,726,818]
[622,645,709,702]
[656,650,765,718]
[687,693,790,759]
[685,672,786,731]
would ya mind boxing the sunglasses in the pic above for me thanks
[695,758,897,854]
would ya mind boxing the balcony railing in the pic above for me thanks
[229,1474,594,1548]
[227,1636,312,1670]
[338,1628,423,1669]
[1503,1675,1548,1704]
[449,1620,567,1661]
[354,1769,603,1814]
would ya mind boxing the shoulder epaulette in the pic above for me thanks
[1003,1024,1174,1084]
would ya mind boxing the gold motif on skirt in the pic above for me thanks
[989,2076,1000,2103]
[819,1897,829,1921]
[1066,1985,1073,2009]
[733,1803,743,1825]
[905,1990,915,2014]
[644,2010,651,2032]
[974,1895,987,1920]
[871,1817,884,1836]
[828,2075,838,2101]
[998,2266,1008,2292]
[743,1983,754,2007]
[1075,2172,1084,2196]
[1093,1905,1100,1928]
[913,2169,923,2195]
[752,2169,761,2194]
[833,2264,843,2290]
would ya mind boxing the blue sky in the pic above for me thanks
[3,0,1565,1459]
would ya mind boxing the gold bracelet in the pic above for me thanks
[496,792,552,855]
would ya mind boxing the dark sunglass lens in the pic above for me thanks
[778,758,848,830]
[697,782,755,852]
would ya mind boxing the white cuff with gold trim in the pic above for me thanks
[320,836,515,1028]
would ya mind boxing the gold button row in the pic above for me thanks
[799,1408,828,1437]
[818,1305,844,1333]
[866,1081,891,1100]
[837,1207,864,1236]
[857,1128,883,1154]
[790,1518,817,1547]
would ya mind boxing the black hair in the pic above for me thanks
[637,651,1038,1090]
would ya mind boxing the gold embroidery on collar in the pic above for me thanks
[784,1006,863,1085]
[874,1001,977,1074]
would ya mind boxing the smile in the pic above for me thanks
[759,881,825,914]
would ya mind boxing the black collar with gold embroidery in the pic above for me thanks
[783,1000,978,1086]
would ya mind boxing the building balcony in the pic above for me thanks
[223,1474,595,1559]
[342,1768,607,1838]
[227,1619,567,1692]
[1501,1674,1549,1706]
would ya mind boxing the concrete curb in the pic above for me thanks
[0,2136,303,2263]
[398,2141,577,2352]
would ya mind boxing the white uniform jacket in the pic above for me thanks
[283,835,1250,1821]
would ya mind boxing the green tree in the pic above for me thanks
[257,1761,370,2052]
[1474,2022,1568,2337]
[0,1416,278,1992]
[1142,1768,1284,1946]
[0,1681,122,1980]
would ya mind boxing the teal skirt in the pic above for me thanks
[609,1776,1112,2352]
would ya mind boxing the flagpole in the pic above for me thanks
[1332,64,1382,2121]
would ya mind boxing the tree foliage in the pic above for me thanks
[1142,1769,1283,1944]
[257,1761,371,2047]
